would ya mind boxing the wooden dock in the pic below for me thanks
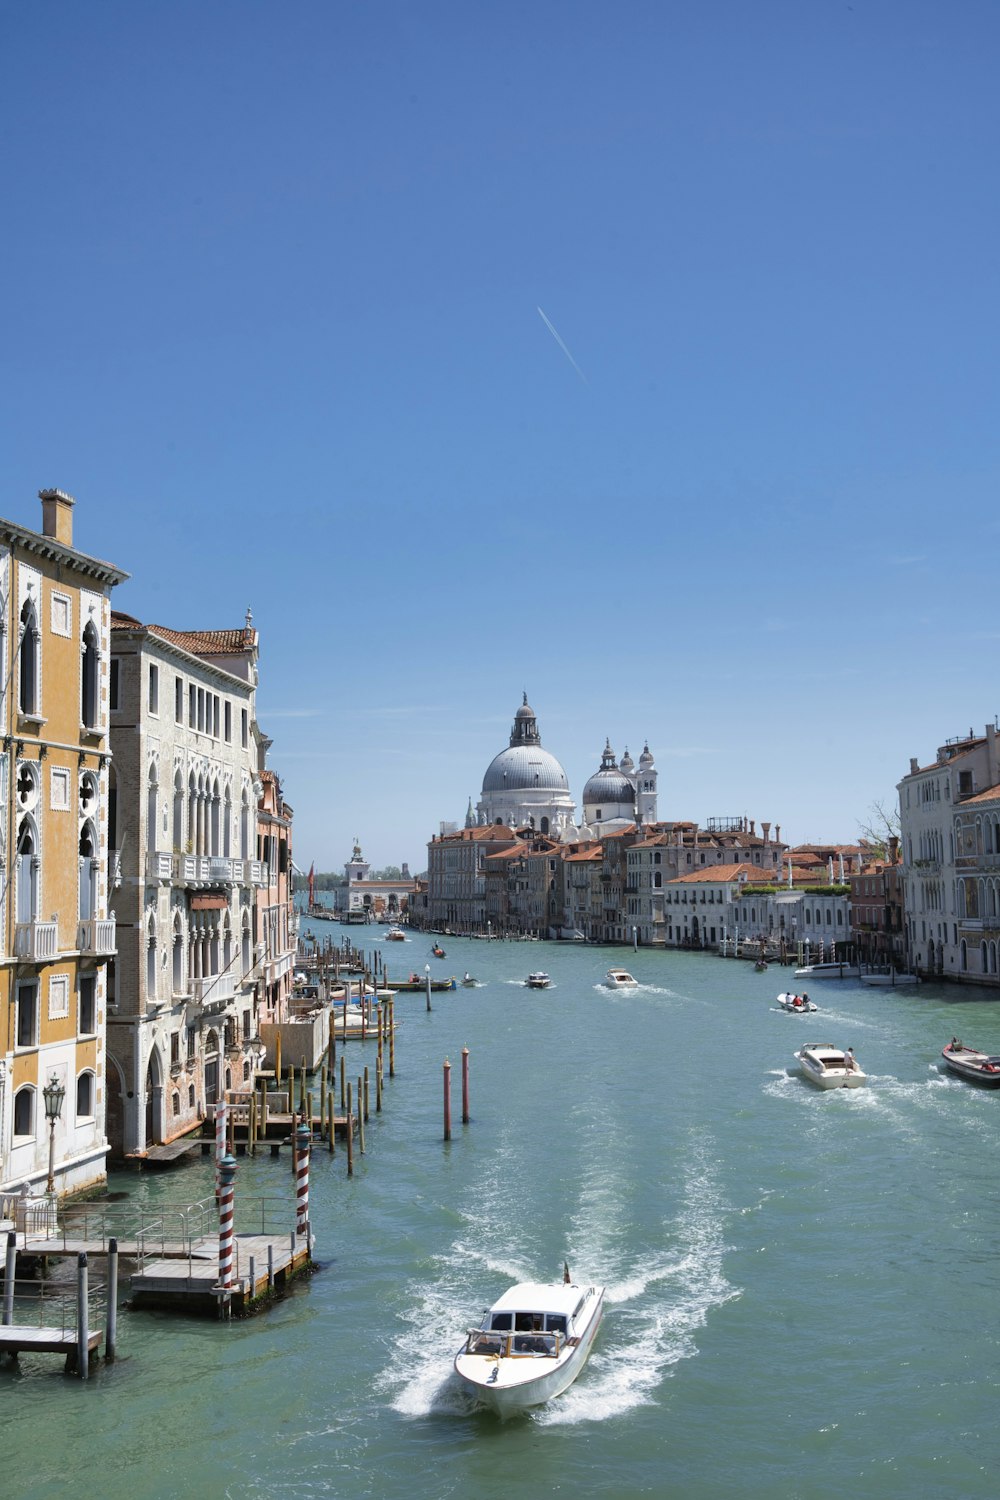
[0,1324,101,1362]
[130,1231,312,1313]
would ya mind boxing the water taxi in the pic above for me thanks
[603,968,638,989]
[454,1276,604,1418]
[525,972,551,989]
[795,1042,866,1089]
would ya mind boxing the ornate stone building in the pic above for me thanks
[0,490,126,1200]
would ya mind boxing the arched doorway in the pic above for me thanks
[144,1045,164,1147]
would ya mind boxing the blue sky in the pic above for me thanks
[3,2,998,871]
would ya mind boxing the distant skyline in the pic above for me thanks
[3,3,998,869]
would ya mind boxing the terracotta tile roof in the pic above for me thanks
[563,846,603,863]
[148,624,256,656]
[667,862,759,885]
[111,610,256,656]
[961,782,1000,805]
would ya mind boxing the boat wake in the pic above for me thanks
[539,1139,739,1425]
[378,1125,739,1424]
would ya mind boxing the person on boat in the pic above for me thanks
[464,972,472,982]
[801,993,810,1008]
[949,1037,962,1051]
[845,1047,856,1070]
[792,994,803,1008]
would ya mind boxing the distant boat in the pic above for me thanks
[794,961,857,980]
[859,968,919,987]
[604,969,638,989]
[431,945,446,958]
[777,992,818,1013]
[389,974,457,992]
[525,972,551,989]
[454,1275,604,1418]
[383,926,407,942]
[462,973,477,987]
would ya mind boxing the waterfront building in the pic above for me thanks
[424,824,516,932]
[255,764,297,1032]
[850,847,905,970]
[0,490,126,1200]
[483,835,563,937]
[475,695,576,836]
[664,864,760,947]
[559,842,603,939]
[898,724,1000,980]
[106,611,268,1158]
[337,842,418,921]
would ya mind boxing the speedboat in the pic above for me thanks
[383,926,407,941]
[777,992,818,1013]
[454,1275,604,1418]
[462,973,477,987]
[794,961,857,980]
[604,968,638,989]
[859,968,919,986]
[941,1040,1000,1087]
[525,972,551,989]
[795,1042,866,1089]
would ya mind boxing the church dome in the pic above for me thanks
[482,746,570,794]
[582,768,636,805]
[582,740,636,808]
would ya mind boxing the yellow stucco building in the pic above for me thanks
[0,490,126,1201]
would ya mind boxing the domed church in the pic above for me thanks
[581,739,658,832]
[474,694,576,837]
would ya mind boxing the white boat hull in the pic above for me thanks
[455,1287,603,1418]
[859,972,919,986]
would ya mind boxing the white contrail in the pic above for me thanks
[537,305,589,385]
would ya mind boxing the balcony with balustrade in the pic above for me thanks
[190,970,237,1011]
[14,920,59,961]
[78,916,117,956]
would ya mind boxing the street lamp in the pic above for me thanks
[42,1071,66,1195]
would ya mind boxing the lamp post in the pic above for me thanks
[42,1071,66,1196]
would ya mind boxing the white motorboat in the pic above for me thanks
[795,1042,866,1089]
[776,991,818,1013]
[603,968,638,989]
[525,972,551,989]
[794,961,858,980]
[859,969,919,987]
[454,1276,604,1417]
[383,926,407,942]
[461,972,477,987]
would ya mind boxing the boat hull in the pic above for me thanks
[859,973,919,986]
[455,1293,603,1417]
[942,1046,1000,1087]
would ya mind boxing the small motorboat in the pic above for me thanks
[777,991,818,1013]
[795,1042,866,1089]
[431,945,446,958]
[793,961,857,980]
[754,960,768,972]
[462,972,477,987]
[941,1039,1000,1087]
[525,972,551,989]
[604,968,638,989]
[383,926,407,941]
[392,974,457,992]
[454,1272,604,1418]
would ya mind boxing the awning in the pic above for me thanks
[190,894,228,910]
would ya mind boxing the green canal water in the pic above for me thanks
[5,930,1000,1499]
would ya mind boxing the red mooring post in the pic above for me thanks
[214,1100,228,1199]
[461,1046,470,1125]
[217,1152,237,1316]
[295,1117,311,1249]
[443,1056,452,1141]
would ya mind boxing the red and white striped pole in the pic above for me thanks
[295,1118,311,1245]
[217,1151,237,1306]
[215,1100,228,1199]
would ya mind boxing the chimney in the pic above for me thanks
[887,836,899,865]
[762,822,771,844]
[909,757,919,774]
[775,825,781,843]
[39,488,75,547]
[749,819,756,836]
